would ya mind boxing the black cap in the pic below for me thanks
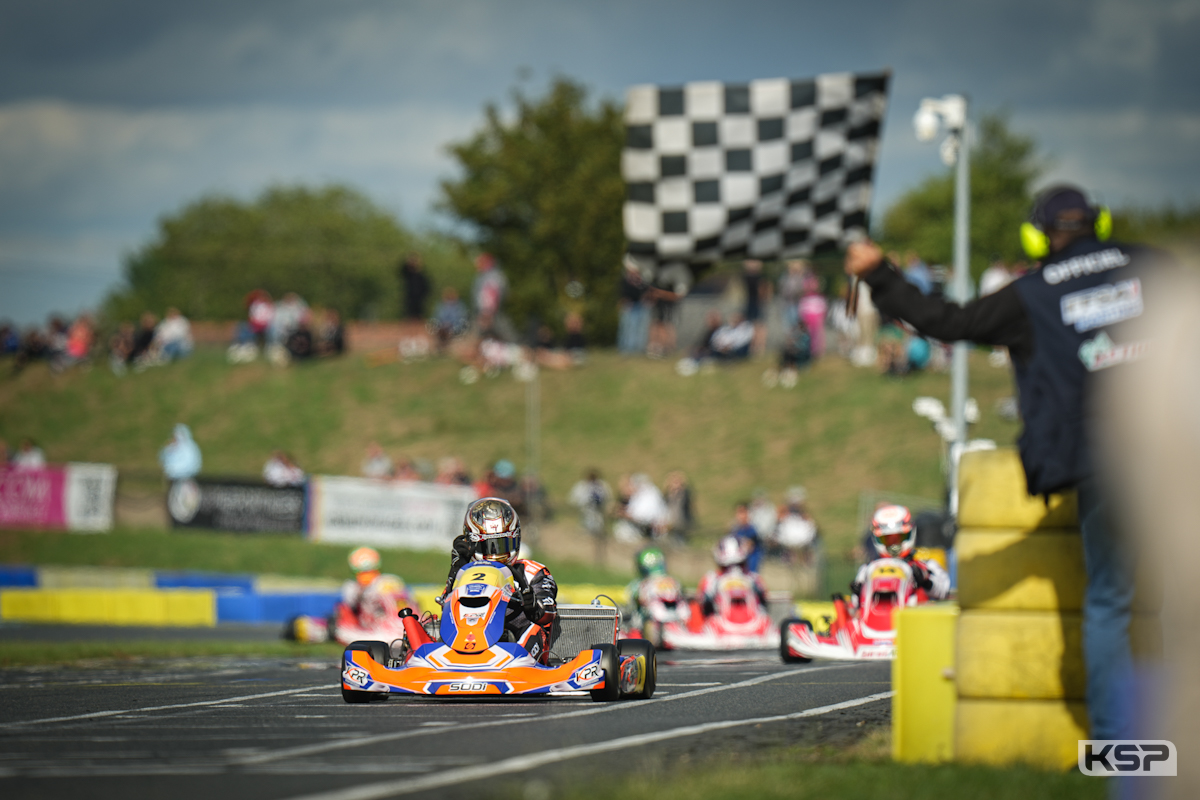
[1032,185,1095,231]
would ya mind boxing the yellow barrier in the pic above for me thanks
[0,589,216,627]
[956,699,1088,770]
[957,448,1077,529]
[893,603,958,763]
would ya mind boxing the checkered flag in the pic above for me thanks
[622,71,889,263]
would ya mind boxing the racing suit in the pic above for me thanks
[439,535,558,664]
[697,566,768,617]
[850,556,950,604]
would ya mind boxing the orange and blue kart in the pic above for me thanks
[340,562,656,703]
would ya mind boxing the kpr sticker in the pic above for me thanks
[1078,332,1148,372]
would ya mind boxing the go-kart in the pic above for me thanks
[781,557,924,661]
[625,573,690,649]
[340,562,656,702]
[285,573,416,646]
[660,568,777,651]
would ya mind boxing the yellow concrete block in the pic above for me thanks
[0,589,215,627]
[958,610,1085,700]
[956,529,1085,611]
[555,585,629,606]
[956,698,1088,769]
[893,604,959,763]
[958,449,1077,529]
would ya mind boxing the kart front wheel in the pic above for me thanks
[617,638,657,700]
[780,618,813,664]
[588,644,621,702]
[341,640,390,704]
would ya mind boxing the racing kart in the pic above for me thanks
[285,573,416,646]
[626,573,690,649]
[660,568,777,651]
[780,557,924,662]
[340,562,656,703]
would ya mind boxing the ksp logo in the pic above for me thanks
[1078,740,1177,777]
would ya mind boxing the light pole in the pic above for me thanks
[914,94,970,514]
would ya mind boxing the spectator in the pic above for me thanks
[109,322,135,374]
[472,252,508,327]
[742,260,770,356]
[270,293,309,347]
[569,468,612,541]
[393,456,421,482]
[0,322,19,356]
[129,312,158,365]
[777,320,812,385]
[398,252,431,320]
[903,251,934,295]
[563,311,587,365]
[11,327,49,375]
[263,451,305,487]
[159,424,201,481]
[615,474,669,542]
[729,502,762,573]
[778,260,808,332]
[11,438,46,470]
[662,471,693,542]
[748,490,779,543]
[798,275,829,359]
[648,262,691,359]
[710,313,755,360]
[153,308,193,362]
[361,442,394,479]
[475,459,523,512]
[435,457,472,486]
[46,316,69,363]
[315,309,345,356]
[285,323,315,361]
[617,256,651,355]
[245,289,274,348]
[431,287,469,350]
[53,314,94,372]
[773,486,819,563]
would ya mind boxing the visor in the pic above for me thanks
[475,534,519,561]
[877,532,908,551]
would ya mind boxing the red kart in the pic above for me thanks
[781,558,925,662]
[661,568,777,651]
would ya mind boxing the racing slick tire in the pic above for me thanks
[342,640,390,704]
[780,618,813,664]
[588,643,621,702]
[617,638,657,700]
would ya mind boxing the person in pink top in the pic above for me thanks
[798,273,828,358]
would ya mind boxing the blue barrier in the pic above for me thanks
[0,565,38,587]
[155,571,256,591]
[215,591,340,623]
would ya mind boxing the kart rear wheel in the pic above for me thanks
[780,618,813,664]
[588,643,621,702]
[342,640,390,704]
[617,638,656,699]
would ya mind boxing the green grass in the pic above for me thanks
[543,730,1102,800]
[0,347,1018,554]
[0,526,631,585]
[0,639,342,667]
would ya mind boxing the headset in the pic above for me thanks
[1019,185,1112,260]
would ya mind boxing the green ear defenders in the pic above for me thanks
[1020,187,1112,259]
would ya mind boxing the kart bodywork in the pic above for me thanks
[340,562,655,702]
[661,569,777,651]
[626,574,690,649]
[286,573,415,646]
[781,558,924,661]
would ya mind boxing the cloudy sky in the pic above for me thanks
[1,0,1197,325]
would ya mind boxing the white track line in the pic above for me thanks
[235,663,860,766]
[0,687,314,729]
[285,691,895,800]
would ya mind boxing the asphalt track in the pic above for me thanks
[0,649,892,799]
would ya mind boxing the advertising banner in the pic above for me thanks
[307,476,477,551]
[167,478,306,533]
[0,464,117,531]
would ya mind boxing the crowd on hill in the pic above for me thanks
[227,290,345,366]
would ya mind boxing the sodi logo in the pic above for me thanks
[1078,740,1177,777]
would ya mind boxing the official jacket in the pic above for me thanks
[863,237,1163,495]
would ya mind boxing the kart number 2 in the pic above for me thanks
[343,665,370,686]
[448,682,488,692]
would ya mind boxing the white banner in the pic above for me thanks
[307,476,477,551]
[65,463,118,531]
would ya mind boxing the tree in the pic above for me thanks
[440,77,626,342]
[881,114,1042,279]
[106,184,470,321]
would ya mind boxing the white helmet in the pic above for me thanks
[713,535,749,568]
[871,504,915,558]
[463,497,522,566]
